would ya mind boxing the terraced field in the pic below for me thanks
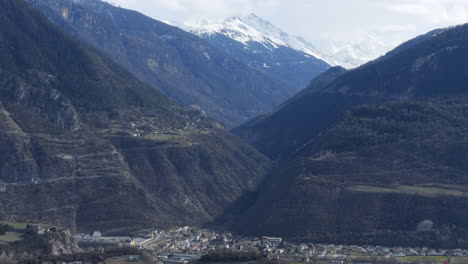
[347,184,468,198]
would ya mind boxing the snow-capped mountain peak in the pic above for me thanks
[186,15,288,51]
[240,14,326,61]
[187,14,400,69]
[242,13,286,39]
[184,14,331,90]
[186,14,329,58]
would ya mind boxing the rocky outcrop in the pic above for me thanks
[0,70,81,131]
[0,100,39,183]
[48,230,83,256]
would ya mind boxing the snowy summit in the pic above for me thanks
[186,14,325,60]
[185,14,396,69]
[185,13,331,89]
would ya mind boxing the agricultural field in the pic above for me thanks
[0,232,23,243]
[398,256,468,264]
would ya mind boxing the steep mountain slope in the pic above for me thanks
[230,24,468,247]
[382,28,447,59]
[236,98,468,248]
[241,14,326,61]
[25,0,292,128]
[233,67,359,160]
[235,24,468,159]
[0,0,269,233]
[187,14,330,89]
[322,25,468,98]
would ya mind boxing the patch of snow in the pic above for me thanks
[241,14,326,61]
[57,154,74,160]
[161,19,177,26]
[186,16,289,51]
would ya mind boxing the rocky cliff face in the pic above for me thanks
[0,0,269,233]
[0,72,269,233]
[48,230,82,256]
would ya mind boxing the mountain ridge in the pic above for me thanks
[234,23,466,159]
[188,14,395,69]
[187,14,330,89]
[228,23,468,247]
[26,0,294,127]
[0,0,270,233]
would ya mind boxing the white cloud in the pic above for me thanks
[380,24,418,33]
[388,4,429,15]
[106,0,468,44]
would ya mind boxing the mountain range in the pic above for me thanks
[0,0,270,233]
[187,14,396,70]
[233,26,452,160]
[230,23,468,248]
[25,0,298,128]
[187,14,330,89]
[1,0,468,249]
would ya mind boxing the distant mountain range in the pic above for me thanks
[187,14,396,70]
[29,0,394,130]
[312,34,397,68]
[186,14,330,89]
[233,26,452,160]
[229,23,468,248]
[26,0,298,128]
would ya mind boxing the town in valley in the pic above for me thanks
[75,226,468,263]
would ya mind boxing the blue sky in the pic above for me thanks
[105,0,468,43]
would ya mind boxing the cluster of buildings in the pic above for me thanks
[114,110,212,138]
[75,231,146,249]
[139,227,468,263]
[72,227,468,263]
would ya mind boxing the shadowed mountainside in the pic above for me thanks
[25,0,294,128]
[233,66,354,160]
[233,98,468,248]
[227,24,468,248]
[234,24,468,160]
[0,0,269,233]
